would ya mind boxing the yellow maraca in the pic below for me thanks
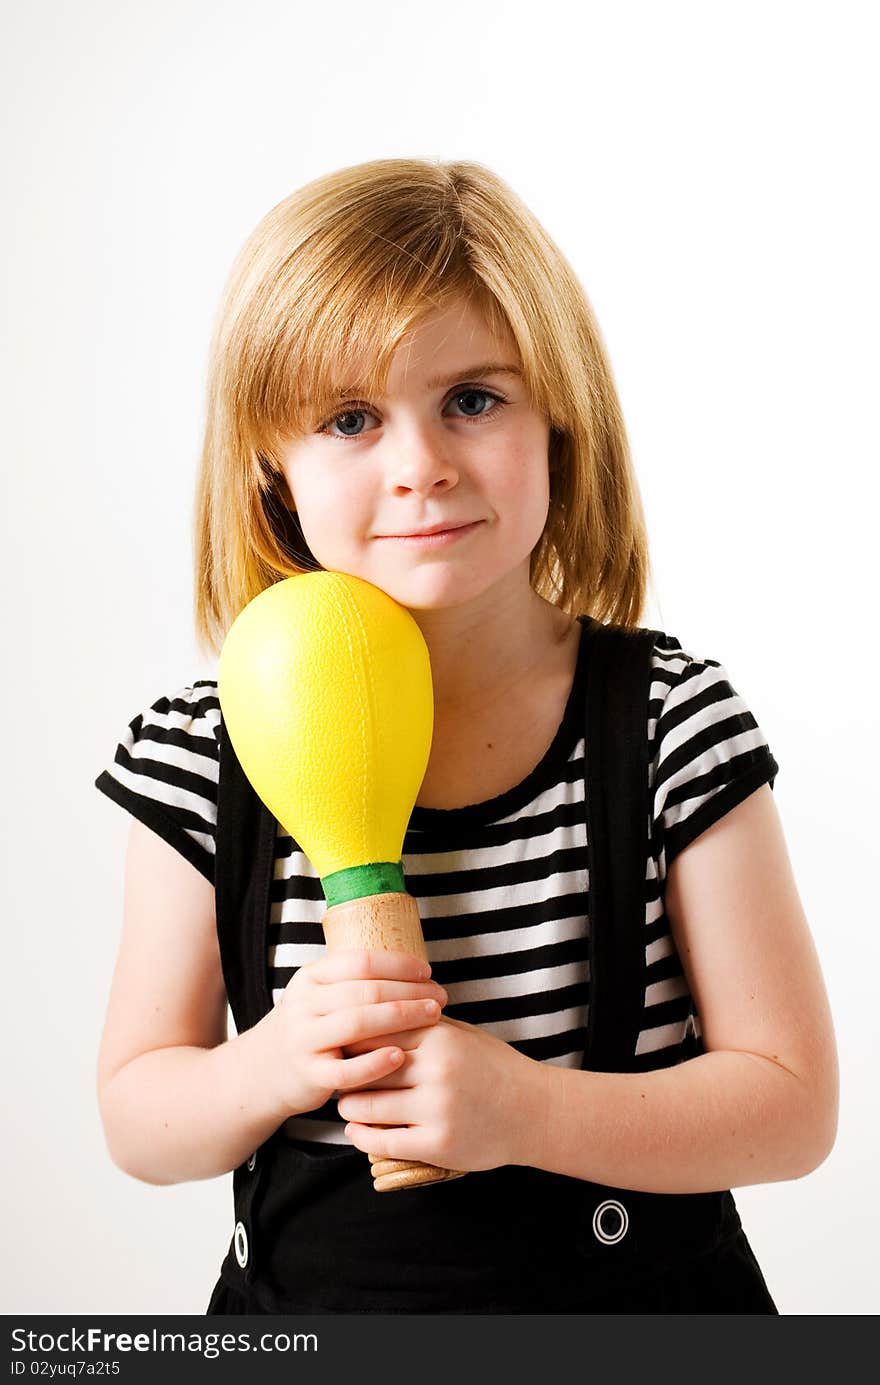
[217,571,466,1192]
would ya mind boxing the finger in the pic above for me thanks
[344,1122,426,1162]
[340,1062,410,1092]
[342,1025,433,1057]
[326,1045,406,1093]
[311,977,447,1018]
[310,949,432,985]
[337,1089,414,1124]
[321,999,441,1049]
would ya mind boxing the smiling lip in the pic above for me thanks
[376,520,483,545]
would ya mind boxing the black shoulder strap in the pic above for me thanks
[582,619,663,1074]
[216,718,277,1037]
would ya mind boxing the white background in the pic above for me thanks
[2,0,876,1315]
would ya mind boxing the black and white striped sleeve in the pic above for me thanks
[650,635,779,875]
[94,681,221,885]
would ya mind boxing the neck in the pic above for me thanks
[406,581,578,717]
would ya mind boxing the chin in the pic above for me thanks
[374,568,500,613]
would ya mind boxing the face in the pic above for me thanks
[275,295,552,613]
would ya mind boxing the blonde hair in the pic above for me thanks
[193,158,655,658]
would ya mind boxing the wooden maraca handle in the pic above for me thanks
[322,891,467,1192]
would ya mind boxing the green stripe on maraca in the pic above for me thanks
[321,860,406,907]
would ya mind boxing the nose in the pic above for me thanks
[384,424,459,497]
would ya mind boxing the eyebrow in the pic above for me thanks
[329,363,523,400]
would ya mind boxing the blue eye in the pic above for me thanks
[316,387,507,440]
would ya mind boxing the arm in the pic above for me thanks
[517,786,840,1193]
[99,1031,288,1188]
[97,819,288,1186]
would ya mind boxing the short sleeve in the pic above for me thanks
[94,681,221,885]
[650,634,779,876]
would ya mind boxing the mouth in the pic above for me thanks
[375,520,484,546]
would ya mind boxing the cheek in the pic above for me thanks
[291,475,371,565]
[499,451,550,533]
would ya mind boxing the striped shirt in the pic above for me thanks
[94,626,779,1149]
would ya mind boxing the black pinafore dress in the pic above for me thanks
[205,616,779,1314]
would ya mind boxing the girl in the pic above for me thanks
[94,158,838,1315]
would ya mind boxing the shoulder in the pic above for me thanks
[648,628,722,698]
[95,677,220,795]
[122,679,221,759]
[139,678,220,731]
[646,629,760,742]
[163,681,220,745]
[592,622,742,726]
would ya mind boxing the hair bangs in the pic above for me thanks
[255,246,505,460]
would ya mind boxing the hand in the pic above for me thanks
[260,948,448,1118]
[337,1014,544,1173]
